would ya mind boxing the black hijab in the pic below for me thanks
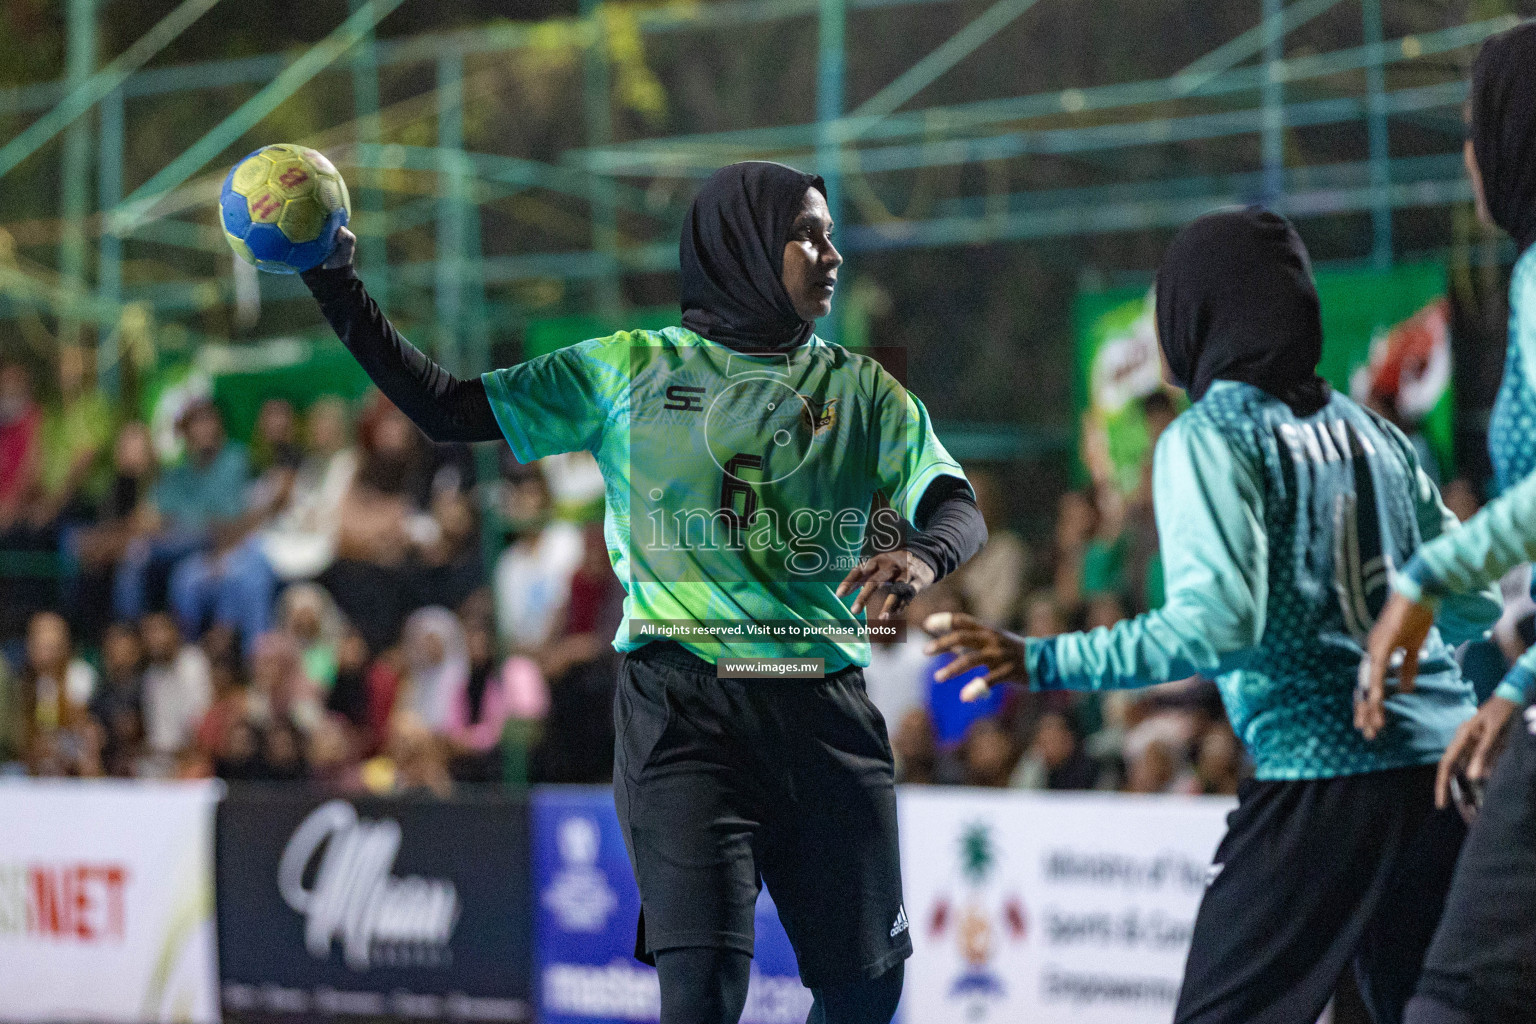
[1471,21,1536,253]
[680,161,827,353]
[1156,208,1330,416]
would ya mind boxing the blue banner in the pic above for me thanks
[532,787,813,1024]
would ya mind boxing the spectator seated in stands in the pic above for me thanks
[65,422,158,641]
[20,612,99,777]
[960,717,1018,788]
[531,521,622,785]
[1010,709,1100,790]
[89,621,145,777]
[139,611,211,764]
[166,399,306,653]
[321,399,438,652]
[36,345,113,530]
[493,459,583,656]
[276,582,346,699]
[257,395,357,586]
[955,469,1029,630]
[113,399,251,627]
[247,630,322,736]
[449,618,547,785]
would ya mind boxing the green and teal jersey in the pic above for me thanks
[482,325,966,670]
[1025,381,1502,780]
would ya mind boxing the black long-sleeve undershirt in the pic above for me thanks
[303,263,986,580]
[303,264,503,442]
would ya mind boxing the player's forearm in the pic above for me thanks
[905,475,987,581]
[302,265,502,443]
[1025,598,1240,692]
[1395,471,1536,605]
[1494,645,1536,705]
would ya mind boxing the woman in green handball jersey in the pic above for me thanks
[302,160,986,1024]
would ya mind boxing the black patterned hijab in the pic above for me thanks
[680,161,827,353]
[1156,208,1330,416]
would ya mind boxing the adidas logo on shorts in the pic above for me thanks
[890,906,909,938]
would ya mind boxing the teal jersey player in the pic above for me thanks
[483,325,963,670]
[925,209,1500,1024]
[1024,380,1497,779]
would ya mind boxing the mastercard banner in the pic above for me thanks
[0,779,222,1023]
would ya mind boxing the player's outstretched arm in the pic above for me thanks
[302,227,502,443]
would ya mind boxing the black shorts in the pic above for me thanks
[612,641,912,989]
[1417,705,1536,1022]
[1174,765,1466,1024]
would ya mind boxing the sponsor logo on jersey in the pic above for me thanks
[663,384,707,412]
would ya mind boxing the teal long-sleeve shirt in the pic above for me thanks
[1396,467,1536,706]
[1025,381,1501,780]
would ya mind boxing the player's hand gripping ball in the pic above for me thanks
[220,145,350,274]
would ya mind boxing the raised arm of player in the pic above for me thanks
[925,412,1268,701]
[301,227,502,443]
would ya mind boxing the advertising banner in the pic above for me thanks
[532,787,813,1024]
[1074,262,1452,492]
[0,779,221,1024]
[898,789,1231,1024]
[215,789,531,1022]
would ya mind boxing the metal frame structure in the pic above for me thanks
[0,0,1519,454]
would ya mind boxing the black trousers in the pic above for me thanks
[1415,706,1536,1022]
[613,641,912,989]
[1174,765,1467,1024]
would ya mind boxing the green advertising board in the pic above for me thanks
[1074,262,1453,492]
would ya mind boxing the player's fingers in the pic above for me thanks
[875,587,903,621]
[849,580,881,615]
[851,565,902,613]
[923,626,991,658]
[1468,722,1501,782]
[1436,724,1476,809]
[934,649,989,683]
[835,559,879,598]
[1399,644,1420,695]
[922,612,954,637]
[960,679,992,703]
[983,663,1018,686]
[1355,660,1387,741]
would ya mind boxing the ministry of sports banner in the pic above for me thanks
[1075,262,1453,493]
[532,787,813,1024]
[898,789,1231,1024]
[215,789,532,1022]
[0,779,222,1023]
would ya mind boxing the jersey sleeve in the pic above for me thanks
[871,367,967,524]
[1025,413,1267,690]
[1395,469,1536,607]
[481,337,627,462]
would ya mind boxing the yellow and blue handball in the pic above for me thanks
[220,144,350,274]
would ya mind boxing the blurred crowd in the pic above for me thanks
[0,354,1485,797]
[0,349,617,796]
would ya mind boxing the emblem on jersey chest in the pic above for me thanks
[802,398,837,437]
